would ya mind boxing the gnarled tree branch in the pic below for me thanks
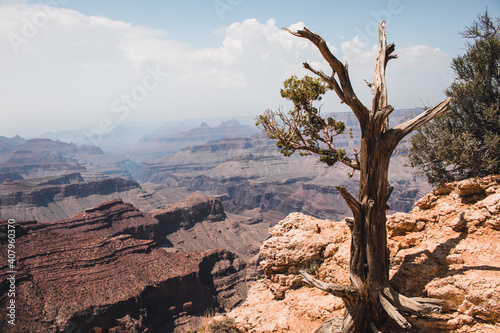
[303,62,346,104]
[284,27,370,123]
[335,186,362,217]
[258,105,360,171]
[383,97,452,154]
[372,20,398,133]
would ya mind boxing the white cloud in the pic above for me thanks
[0,5,321,135]
[341,36,368,61]
[0,4,453,138]
[288,21,305,32]
[199,69,246,88]
[396,45,447,67]
[337,35,451,108]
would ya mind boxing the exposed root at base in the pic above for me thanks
[299,270,446,332]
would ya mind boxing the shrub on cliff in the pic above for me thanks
[186,317,242,333]
[409,11,500,184]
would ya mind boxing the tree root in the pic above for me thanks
[299,270,356,300]
[379,287,445,329]
[379,291,412,328]
[314,318,344,333]
[340,312,355,333]
[313,313,381,333]
[312,314,354,333]
[300,270,446,332]
[382,287,443,313]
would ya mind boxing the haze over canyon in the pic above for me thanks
[0,111,434,332]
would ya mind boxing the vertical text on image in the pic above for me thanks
[6,219,17,326]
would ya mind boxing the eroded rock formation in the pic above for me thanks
[0,173,168,222]
[0,197,249,333]
[150,193,227,233]
[149,193,274,262]
[224,175,500,332]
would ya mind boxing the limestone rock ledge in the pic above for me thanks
[223,175,500,332]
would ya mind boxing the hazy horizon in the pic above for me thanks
[1,0,499,138]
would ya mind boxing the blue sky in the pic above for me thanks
[1,0,499,138]
[60,0,496,50]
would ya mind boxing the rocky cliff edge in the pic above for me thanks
[223,175,500,332]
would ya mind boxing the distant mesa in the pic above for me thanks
[0,135,26,145]
[0,172,23,183]
[0,173,163,222]
[156,118,259,144]
[219,119,242,127]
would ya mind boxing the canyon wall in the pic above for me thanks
[0,173,169,222]
[0,197,250,333]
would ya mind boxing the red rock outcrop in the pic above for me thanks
[148,193,273,263]
[150,193,227,234]
[224,175,500,332]
[0,199,249,333]
[38,198,164,243]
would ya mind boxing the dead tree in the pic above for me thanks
[258,21,451,332]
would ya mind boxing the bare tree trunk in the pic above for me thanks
[289,21,451,332]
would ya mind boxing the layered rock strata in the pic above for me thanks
[150,193,227,234]
[149,193,274,262]
[0,173,167,222]
[0,198,249,333]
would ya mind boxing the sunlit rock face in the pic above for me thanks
[223,175,500,333]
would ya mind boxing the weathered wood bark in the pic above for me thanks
[288,21,450,332]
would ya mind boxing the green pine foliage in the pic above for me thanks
[256,75,352,166]
[409,11,500,184]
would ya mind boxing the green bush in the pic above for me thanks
[409,11,500,184]
[207,318,242,333]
